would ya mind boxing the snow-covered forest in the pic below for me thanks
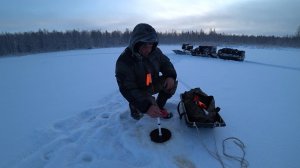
[1,29,299,56]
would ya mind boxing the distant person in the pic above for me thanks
[115,23,177,120]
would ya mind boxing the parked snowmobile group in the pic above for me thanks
[173,43,245,61]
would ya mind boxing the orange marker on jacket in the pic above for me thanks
[146,73,152,86]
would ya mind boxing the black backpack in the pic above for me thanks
[177,88,225,128]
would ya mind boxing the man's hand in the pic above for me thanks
[146,105,163,118]
[164,77,175,91]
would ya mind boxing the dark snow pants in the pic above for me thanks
[150,77,178,109]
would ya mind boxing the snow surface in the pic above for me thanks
[1,45,300,168]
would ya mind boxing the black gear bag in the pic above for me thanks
[177,88,226,128]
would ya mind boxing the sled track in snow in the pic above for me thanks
[244,60,300,71]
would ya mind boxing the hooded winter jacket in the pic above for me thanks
[115,23,177,112]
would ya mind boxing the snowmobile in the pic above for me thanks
[191,45,217,58]
[172,43,193,55]
[173,44,246,62]
[173,44,218,58]
[217,48,245,61]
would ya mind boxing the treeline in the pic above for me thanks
[0,29,130,56]
[158,30,300,47]
[0,29,299,56]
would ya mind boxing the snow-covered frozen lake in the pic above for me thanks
[1,45,300,168]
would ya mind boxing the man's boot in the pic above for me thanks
[156,92,173,119]
[129,104,144,120]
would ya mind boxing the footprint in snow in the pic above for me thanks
[80,153,93,163]
[174,155,196,168]
[100,113,110,119]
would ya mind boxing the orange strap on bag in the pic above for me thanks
[193,95,207,109]
[146,73,152,86]
[197,101,207,109]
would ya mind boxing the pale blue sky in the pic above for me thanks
[0,0,299,36]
